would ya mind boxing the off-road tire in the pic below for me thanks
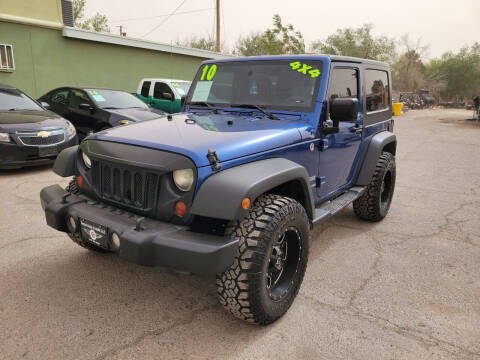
[353,152,396,221]
[216,194,310,325]
[65,177,108,253]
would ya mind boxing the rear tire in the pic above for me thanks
[353,152,396,221]
[216,194,310,325]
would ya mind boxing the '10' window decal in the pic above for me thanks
[200,64,217,81]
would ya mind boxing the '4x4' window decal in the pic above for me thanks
[289,61,321,78]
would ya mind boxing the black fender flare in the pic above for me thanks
[190,158,314,221]
[356,131,396,186]
[53,145,78,177]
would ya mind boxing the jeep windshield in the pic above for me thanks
[186,59,323,113]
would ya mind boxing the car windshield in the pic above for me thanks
[0,88,42,111]
[86,89,148,109]
[170,81,191,97]
[186,59,323,112]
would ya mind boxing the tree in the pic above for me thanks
[234,15,305,56]
[311,24,395,62]
[391,35,429,92]
[424,43,480,99]
[176,35,226,53]
[73,0,110,33]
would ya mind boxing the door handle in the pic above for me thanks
[351,125,363,133]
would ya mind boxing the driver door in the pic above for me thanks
[318,65,364,199]
[67,89,97,137]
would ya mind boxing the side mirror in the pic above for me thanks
[79,103,94,112]
[40,101,50,109]
[330,98,359,123]
[323,98,359,135]
[162,93,173,101]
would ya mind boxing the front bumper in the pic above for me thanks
[0,136,78,169]
[40,184,238,274]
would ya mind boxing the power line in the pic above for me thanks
[110,8,214,23]
[142,0,188,38]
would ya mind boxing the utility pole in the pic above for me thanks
[116,25,126,37]
[215,0,220,52]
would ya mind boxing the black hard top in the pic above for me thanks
[328,55,389,67]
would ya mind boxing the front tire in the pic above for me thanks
[353,152,396,221]
[216,194,310,325]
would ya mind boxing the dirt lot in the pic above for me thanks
[1,109,479,360]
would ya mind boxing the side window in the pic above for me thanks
[69,89,91,109]
[365,69,389,112]
[50,89,70,105]
[141,81,151,97]
[329,68,358,101]
[0,44,15,72]
[153,82,174,100]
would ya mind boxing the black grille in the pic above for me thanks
[91,160,160,211]
[19,133,64,146]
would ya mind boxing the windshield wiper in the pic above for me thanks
[230,104,279,120]
[102,106,121,110]
[188,101,219,114]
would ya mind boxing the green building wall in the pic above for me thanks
[0,21,208,98]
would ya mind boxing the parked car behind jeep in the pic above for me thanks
[136,78,191,113]
[40,55,396,325]
[38,87,165,139]
[0,84,77,169]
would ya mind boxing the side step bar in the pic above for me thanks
[312,186,366,225]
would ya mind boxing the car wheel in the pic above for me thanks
[216,194,310,325]
[353,152,396,221]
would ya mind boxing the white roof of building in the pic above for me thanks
[63,27,231,60]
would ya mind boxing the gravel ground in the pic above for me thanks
[0,109,479,360]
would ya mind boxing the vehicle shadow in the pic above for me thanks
[1,210,371,359]
[0,163,53,177]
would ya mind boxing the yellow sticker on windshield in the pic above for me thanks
[200,64,217,81]
[88,90,99,95]
[289,61,321,78]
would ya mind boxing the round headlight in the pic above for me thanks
[173,169,194,192]
[82,151,92,169]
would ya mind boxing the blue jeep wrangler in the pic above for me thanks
[40,55,396,325]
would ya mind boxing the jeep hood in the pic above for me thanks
[88,112,312,167]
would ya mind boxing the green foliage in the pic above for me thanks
[73,0,110,33]
[392,50,426,91]
[311,24,395,62]
[424,43,480,99]
[234,14,305,56]
[176,35,224,52]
